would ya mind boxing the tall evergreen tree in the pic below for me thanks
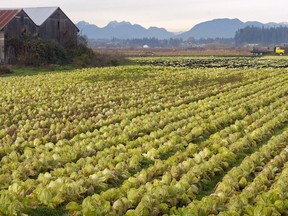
[235,26,288,45]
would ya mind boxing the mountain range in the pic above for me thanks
[77,21,174,40]
[76,18,288,40]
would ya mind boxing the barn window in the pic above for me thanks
[57,21,60,29]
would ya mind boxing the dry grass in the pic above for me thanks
[93,47,251,57]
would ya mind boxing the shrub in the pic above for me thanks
[21,39,68,66]
[5,37,128,67]
[0,66,13,75]
[5,38,68,66]
[91,52,128,67]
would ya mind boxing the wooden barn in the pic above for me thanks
[23,7,79,45]
[0,7,79,63]
[0,9,37,63]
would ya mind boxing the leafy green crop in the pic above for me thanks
[0,57,288,215]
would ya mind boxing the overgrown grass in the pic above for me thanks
[0,65,74,77]
[0,66,13,75]
[1,53,129,77]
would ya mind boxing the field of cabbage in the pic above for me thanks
[1,56,288,215]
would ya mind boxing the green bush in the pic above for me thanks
[91,52,128,67]
[0,66,13,74]
[5,38,68,66]
[5,37,128,67]
[22,40,68,66]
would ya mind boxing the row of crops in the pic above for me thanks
[0,57,288,215]
[135,56,288,69]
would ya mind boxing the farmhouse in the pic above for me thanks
[0,7,79,63]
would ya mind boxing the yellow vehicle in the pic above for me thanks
[275,46,285,55]
[251,46,286,56]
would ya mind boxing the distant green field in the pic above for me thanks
[1,57,288,215]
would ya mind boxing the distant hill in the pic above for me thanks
[76,21,175,40]
[178,18,288,39]
[76,19,288,40]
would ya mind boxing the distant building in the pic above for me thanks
[0,7,79,63]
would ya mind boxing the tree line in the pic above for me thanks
[88,26,288,48]
[235,26,288,45]
[88,37,235,49]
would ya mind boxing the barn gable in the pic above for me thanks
[23,7,58,26]
[0,9,37,63]
[0,9,21,31]
[24,7,79,44]
[0,10,20,63]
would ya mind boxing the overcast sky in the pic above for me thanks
[2,0,288,32]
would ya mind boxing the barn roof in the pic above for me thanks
[23,7,58,26]
[0,9,21,30]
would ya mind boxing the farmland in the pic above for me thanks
[0,56,288,215]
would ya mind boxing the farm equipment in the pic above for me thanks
[275,46,285,55]
[251,46,286,56]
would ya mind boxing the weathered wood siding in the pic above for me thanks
[4,10,37,38]
[2,11,37,63]
[0,31,4,63]
[39,8,78,44]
